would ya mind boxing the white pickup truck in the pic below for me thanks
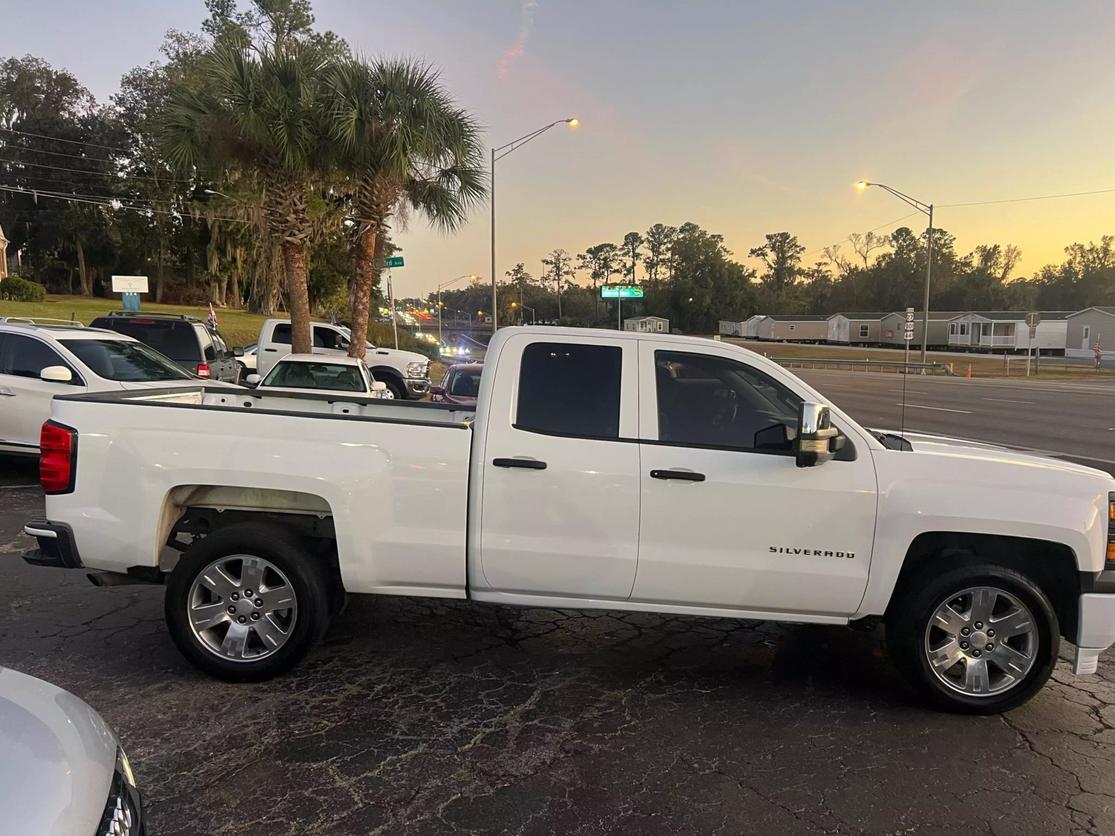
[22,327,1115,713]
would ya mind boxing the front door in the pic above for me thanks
[633,344,877,617]
[0,334,84,450]
[479,334,641,600]
[1083,325,1092,351]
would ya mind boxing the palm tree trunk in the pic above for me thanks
[347,226,379,359]
[75,237,91,296]
[282,240,312,354]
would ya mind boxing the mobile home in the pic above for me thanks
[1066,308,1115,359]
[878,311,959,349]
[624,315,669,334]
[947,311,1070,353]
[826,312,889,345]
[755,314,829,342]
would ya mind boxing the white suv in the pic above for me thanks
[0,317,225,456]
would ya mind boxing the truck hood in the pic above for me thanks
[877,429,1112,481]
[366,346,427,366]
[0,668,117,836]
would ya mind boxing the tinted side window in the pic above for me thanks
[273,324,292,345]
[516,342,621,438]
[0,334,74,380]
[655,350,802,452]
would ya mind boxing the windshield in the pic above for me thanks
[262,361,366,392]
[60,339,194,382]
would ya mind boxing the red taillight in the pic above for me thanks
[196,363,211,379]
[40,421,77,494]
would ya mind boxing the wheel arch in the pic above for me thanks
[886,531,1080,640]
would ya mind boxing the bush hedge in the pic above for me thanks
[0,276,47,302]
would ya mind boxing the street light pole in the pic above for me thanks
[436,273,478,347]
[856,180,934,363]
[490,117,578,332]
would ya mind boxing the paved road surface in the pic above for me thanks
[798,369,1115,474]
[3,377,1115,834]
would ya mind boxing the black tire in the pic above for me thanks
[382,377,405,400]
[165,522,333,682]
[887,563,1059,714]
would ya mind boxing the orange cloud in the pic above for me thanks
[497,0,539,79]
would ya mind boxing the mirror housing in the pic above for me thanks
[795,402,844,467]
[233,347,245,357]
[40,365,73,384]
[245,374,261,387]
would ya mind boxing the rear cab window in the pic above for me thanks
[516,343,622,438]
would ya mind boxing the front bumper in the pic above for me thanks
[22,520,83,569]
[1074,589,1115,674]
[405,378,431,398]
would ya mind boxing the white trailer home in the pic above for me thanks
[826,312,890,345]
[754,314,829,342]
[946,311,1070,353]
[624,315,669,334]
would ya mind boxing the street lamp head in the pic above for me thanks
[855,180,870,191]
[567,118,580,128]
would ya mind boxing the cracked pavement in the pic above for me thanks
[3,457,1115,834]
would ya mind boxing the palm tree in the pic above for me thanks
[161,42,330,354]
[325,58,486,358]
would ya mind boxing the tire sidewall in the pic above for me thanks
[165,523,332,682]
[890,564,1059,714]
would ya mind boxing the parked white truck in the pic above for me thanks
[22,327,1115,713]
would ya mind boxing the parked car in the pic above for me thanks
[0,666,144,834]
[23,326,1115,713]
[255,318,430,399]
[89,311,241,382]
[430,362,483,407]
[247,354,391,398]
[0,317,227,456]
[235,342,258,376]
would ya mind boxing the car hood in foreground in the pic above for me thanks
[0,668,117,836]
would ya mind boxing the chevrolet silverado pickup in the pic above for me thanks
[22,327,1115,713]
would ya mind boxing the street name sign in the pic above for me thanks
[601,285,644,299]
[385,256,405,268]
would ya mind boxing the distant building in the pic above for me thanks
[754,314,828,342]
[826,312,890,345]
[947,311,1071,353]
[0,223,8,279]
[624,315,669,333]
[1065,307,1115,359]
[878,311,960,349]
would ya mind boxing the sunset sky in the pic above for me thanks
[5,1,1115,298]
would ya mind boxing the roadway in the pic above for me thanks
[797,369,1115,475]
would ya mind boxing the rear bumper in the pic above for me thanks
[1074,591,1115,674]
[21,520,83,569]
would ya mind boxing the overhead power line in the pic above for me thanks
[0,125,131,154]
[0,140,119,164]
[939,186,1115,208]
[0,183,249,225]
[0,153,193,184]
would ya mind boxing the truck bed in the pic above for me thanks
[46,385,474,597]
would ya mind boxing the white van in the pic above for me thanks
[256,319,430,399]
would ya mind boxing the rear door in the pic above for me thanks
[478,334,641,600]
[0,333,85,450]
[633,343,877,617]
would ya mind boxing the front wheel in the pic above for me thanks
[887,563,1059,714]
[165,523,333,682]
[382,378,404,399]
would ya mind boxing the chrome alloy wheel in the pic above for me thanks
[187,555,298,662]
[924,585,1038,697]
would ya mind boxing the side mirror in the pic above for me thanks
[233,347,245,357]
[245,374,261,387]
[40,365,73,384]
[430,385,446,397]
[795,402,844,467]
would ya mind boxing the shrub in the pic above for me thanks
[0,275,47,302]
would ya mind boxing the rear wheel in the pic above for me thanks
[887,563,1058,714]
[165,523,333,681]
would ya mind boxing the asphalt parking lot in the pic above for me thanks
[3,371,1115,834]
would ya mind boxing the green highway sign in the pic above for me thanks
[385,256,405,268]
[601,285,644,299]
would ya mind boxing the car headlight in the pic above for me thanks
[406,361,428,378]
[117,747,136,788]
